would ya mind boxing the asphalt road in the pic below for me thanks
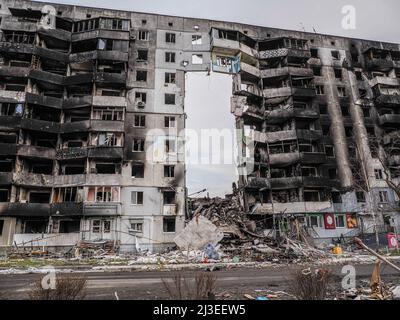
[0,263,399,300]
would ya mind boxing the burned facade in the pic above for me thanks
[0,0,399,251]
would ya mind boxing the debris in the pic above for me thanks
[203,244,220,260]
[244,294,255,300]
[392,286,400,300]
[174,216,224,250]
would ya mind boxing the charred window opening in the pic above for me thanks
[137,49,148,61]
[164,165,175,178]
[59,220,80,233]
[60,160,86,175]
[362,107,370,118]
[312,66,321,76]
[331,50,340,60]
[356,191,366,203]
[269,141,297,154]
[328,168,337,179]
[23,219,47,234]
[136,70,147,82]
[132,163,144,178]
[337,87,347,97]
[331,192,342,203]
[334,68,342,80]
[341,105,350,116]
[165,138,176,153]
[163,191,176,205]
[101,89,122,97]
[0,158,13,172]
[310,48,319,58]
[0,220,3,236]
[0,189,10,202]
[28,160,53,174]
[304,190,321,202]
[0,103,24,116]
[95,163,118,174]
[23,132,57,148]
[29,192,50,203]
[325,145,335,157]
[315,85,325,95]
[2,31,35,44]
[0,133,17,144]
[132,138,145,152]
[29,105,61,122]
[163,217,176,233]
[138,30,149,41]
[319,104,328,115]
[355,71,363,80]
[165,93,176,105]
[93,132,123,147]
[301,166,319,177]
[135,92,147,104]
[344,126,353,137]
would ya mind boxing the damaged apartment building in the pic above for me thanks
[0,0,399,251]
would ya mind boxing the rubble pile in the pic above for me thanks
[188,195,329,263]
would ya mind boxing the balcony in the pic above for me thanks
[269,152,327,167]
[13,173,54,187]
[53,174,86,187]
[0,143,17,156]
[369,76,399,88]
[34,47,69,63]
[64,73,94,86]
[0,66,30,78]
[0,115,21,130]
[71,29,129,42]
[86,174,121,186]
[17,145,56,159]
[83,203,120,216]
[1,17,38,33]
[389,155,400,166]
[270,177,303,189]
[69,50,129,63]
[211,37,257,58]
[92,95,126,107]
[13,233,81,247]
[60,120,91,134]
[88,147,123,159]
[366,58,394,72]
[303,176,339,188]
[90,120,124,132]
[0,90,25,103]
[163,204,177,216]
[263,86,315,99]
[4,203,51,217]
[50,203,84,216]
[26,93,63,109]
[37,26,71,42]
[63,96,92,109]
[56,147,88,160]
[246,177,270,189]
[20,118,59,133]
[94,72,126,85]
[29,69,64,86]
[266,108,319,124]
[240,62,260,78]
[0,41,34,55]
[259,48,311,60]
[375,94,400,106]
[378,114,400,126]
[252,201,332,214]
[263,129,322,144]
[260,67,313,79]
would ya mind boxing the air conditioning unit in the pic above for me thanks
[136,101,146,109]
[130,34,136,41]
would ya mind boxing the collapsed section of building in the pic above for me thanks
[0,0,399,253]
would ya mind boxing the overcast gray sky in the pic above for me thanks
[39,0,400,197]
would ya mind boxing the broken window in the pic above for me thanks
[164,165,175,178]
[92,220,101,233]
[163,191,176,205]
[301,167,318,177]
[375,169,384,180]
[304,190,320,202]
[88,186,119,202]
[379,191,389,203]
[164,116,176,128]
[355,71,363,81]
[344,126,353,137]
[132,138,145,152]
[312,66,321,76]
[165,32,176,43]
[192,54,203,64]
[59,220,80,233]
[136,70,148,82]
[331,192,342,203]
[138,30,149,41]
[0,220,3,236]
[93,107,124,121]
[362,108,370,118]
[0,103,24,116]
[131,191,144,205]
[29,192,50,204]
[335,214,346,228]
[337,87,347,97]
[165,72,176,84]
[165,94,176,105]
[137,49,148,61]
[341,105,350,116]
[328,168,337,179]
[102,90,122,97]
[334,68,342,80]
[0,189,9,202]
[0,159,13,172]
[132,164,144,178]
[310,48,319,58]
[24,220,47,234]
[163,217,176,233]
[133,115,146,127]
[99,18,129,31]
[3,31,35,44]
[95,163,117,174]
[315,85,325,95]
[356,191,366,203]
[165,52,176,63]
[192,35,202,45]
[307,215,323,228]
[319,104,328,115]
[331,50,340,60]
[53,187,83,203]
[97,133,120,147]
[135,92,147,104]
